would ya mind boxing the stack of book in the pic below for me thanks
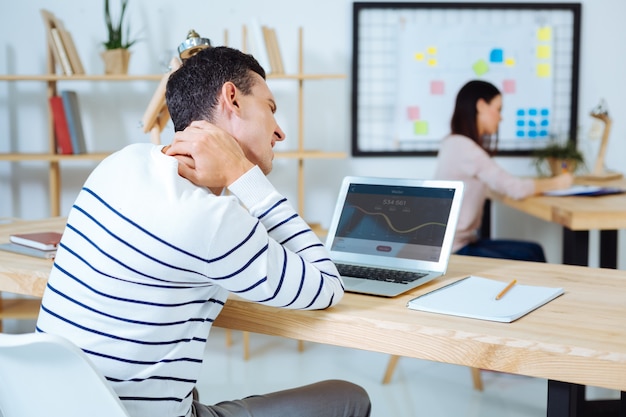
[40,9,84,76]
[248,19,285,75]
[0,232,62,259]
[49,90,87,155]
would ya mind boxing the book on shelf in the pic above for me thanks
[40,9,84,76]
[49,95,74,154]
[9,231,62,251]
[0,243,56,259]
[61,90,87,154]
[248,18,272,74]
[406,275,564,323]
[50,27,73,75]
[261,25,284,74]
[58,28,84,75]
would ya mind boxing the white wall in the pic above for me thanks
[1,0,625,267]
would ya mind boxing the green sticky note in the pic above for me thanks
[414,120,428,135]
[473,59,489,76]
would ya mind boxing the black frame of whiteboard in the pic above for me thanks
[351,2,582,157]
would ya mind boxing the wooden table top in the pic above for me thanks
[499,177,626,230]
[2,217,625,392]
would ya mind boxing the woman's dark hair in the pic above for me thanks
[165,46,266,131]
[450,80,501,152]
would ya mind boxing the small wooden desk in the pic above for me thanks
[1,217,625,417]
[498,178,626,268]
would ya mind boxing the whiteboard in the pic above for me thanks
[351,2,581,156]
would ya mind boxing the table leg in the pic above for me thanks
[547,380,585,417]
[562,229,588,266]
[600,230,618,269]
[547,380,625,417]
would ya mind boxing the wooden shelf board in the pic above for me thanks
[0,74,163,82]
[275,151,346,159]
[0,153,111,162]
[0,74,345,82]
[0,298,41,320]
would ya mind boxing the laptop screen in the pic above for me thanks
[326,177,464,272]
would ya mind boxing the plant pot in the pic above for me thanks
[547,157,578,176]
[100,49,131,75]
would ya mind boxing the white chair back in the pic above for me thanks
[0,332,129,417]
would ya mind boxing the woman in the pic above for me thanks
[434,80,573,262]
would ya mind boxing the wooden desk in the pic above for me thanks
[499,178,626,268]
[2,217,625,417]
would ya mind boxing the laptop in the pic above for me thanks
[325,176,464,297]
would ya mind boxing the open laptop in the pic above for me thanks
[325,176,464,297]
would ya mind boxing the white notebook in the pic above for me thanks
[406,275,564,323]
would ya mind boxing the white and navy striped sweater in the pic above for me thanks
[36,143,344,417]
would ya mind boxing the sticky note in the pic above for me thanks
[537,27,552,42]
[490,48,504,63]
[536,45,551,59]
[414,121,428,135]
[407,106,420,120]
[502,79,516,94]
[428,58,438,67]
[427,46,437,55]
[536,63,551,77]
[414,52,424,61]
[430,80,444,95]
[472,59,489,76]
[505,57,516,67]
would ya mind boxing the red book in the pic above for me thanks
[49,95,73,154]
[10,231,62,251]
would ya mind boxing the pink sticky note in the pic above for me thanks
[430,80,445,95]
[503,79,516,94]
[407,106,420,120]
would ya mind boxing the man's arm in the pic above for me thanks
[165,121,344,309]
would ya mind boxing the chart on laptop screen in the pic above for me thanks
[330,183,454,262]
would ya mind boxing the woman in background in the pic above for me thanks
[434,80,573,262]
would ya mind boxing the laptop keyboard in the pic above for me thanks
[335,263,427,285]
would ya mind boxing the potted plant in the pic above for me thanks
[532,140,585,177]
[100,0,138,74]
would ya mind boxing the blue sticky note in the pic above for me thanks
[490,48,504,63]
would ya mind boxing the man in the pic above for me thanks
[36,46,370,417]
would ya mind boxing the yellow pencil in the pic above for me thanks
[495,279,517,300]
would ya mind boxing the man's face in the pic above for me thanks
[230,73,286,174]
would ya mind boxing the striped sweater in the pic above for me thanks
[36,143,344,417]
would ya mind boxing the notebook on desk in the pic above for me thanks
[325,176,464,297]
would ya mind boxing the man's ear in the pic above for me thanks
[221,82,241,115]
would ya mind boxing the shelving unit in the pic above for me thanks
[0,26,345,334]
[263,28,346,224]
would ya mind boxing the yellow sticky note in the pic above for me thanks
[537,27,552,42]
[427,58,437,67]
[505,57,516,67]
[537,63,551,78]
[427,46,437,55]
[414,52,424,61]
[536,45,551,59]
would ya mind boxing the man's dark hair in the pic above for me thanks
[166,46,266,131]
[450,80,501,152]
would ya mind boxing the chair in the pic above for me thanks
[0,332,129,417]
